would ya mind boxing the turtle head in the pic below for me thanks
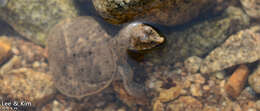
[128,23,165,52]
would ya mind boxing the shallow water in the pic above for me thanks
[0,0,259,111]
[76,0,219,65]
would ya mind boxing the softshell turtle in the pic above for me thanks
[47,16,164,99]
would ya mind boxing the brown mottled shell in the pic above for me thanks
[47,17,117,98]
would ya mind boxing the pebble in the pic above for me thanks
[104,103,117,111]
[186,73,205,84]
[157,85,182,102]
[190,84,203,97]
[233,103,242,111]
[112,81,148,106]
[153,100,165,111]
[0,56,21,75]
[200,26,260,74]
[166,96,202,111]
[248,109,257,111]
[41,62,48,68]
[7,37,49,73]
[152,84,183,111]
[0,68,55,102]
[243,101,257,111]
[208,80,216,88]
[12,38,47,63]
[225,65,249,98]
[255,100,260,110]
[148,80,164,92]
[184,56,202,73]
[203,85,210,91]
[194,74,206,84]
[248,63,260,93]
[220,80,226,95]
[236,86,255,101]
[32,61,40,68]
[215,71,225,80]
[11,47,19,55]
[41,100,72,111]
[0,37,11,65]
[180,89,187,95]
[202,105,219,111]
[117,107,126,111]
[183,79,192,89]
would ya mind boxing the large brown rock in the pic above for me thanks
[93,0,222,25]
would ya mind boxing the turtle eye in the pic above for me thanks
[88,51,92,55]
[150,41,156,44]
[140,35,151,43]
[140,35,148,41]
[72,53,77,57]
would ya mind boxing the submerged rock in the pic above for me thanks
[157,85,182,103]
[0,68,55,103]
[0,0,78,45]
[166,96,203,111]
[0,36,11,65]
[93,0,219,25]
[41,100,72,111]
[153,84,183,111]
[184,56,202,73]
[112,81,148,106]
[241,0,260,19]
[249,63,260,93]
[200,26,260,74]
[225,65,249,99]
[145,6,250,65]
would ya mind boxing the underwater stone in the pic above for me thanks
[0,0,7,7]
[0,68,55,102]
[93,0,219,26]
[241,0,260,19]
[0,36,11,65]
[0,0,78,46]
[184,56,202,73]
[225,65,249,98]
[249,63,260,93]
[200,26,260,74]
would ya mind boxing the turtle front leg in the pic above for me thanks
[117,63,147,98]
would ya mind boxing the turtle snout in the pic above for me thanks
[151,35,164,44]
